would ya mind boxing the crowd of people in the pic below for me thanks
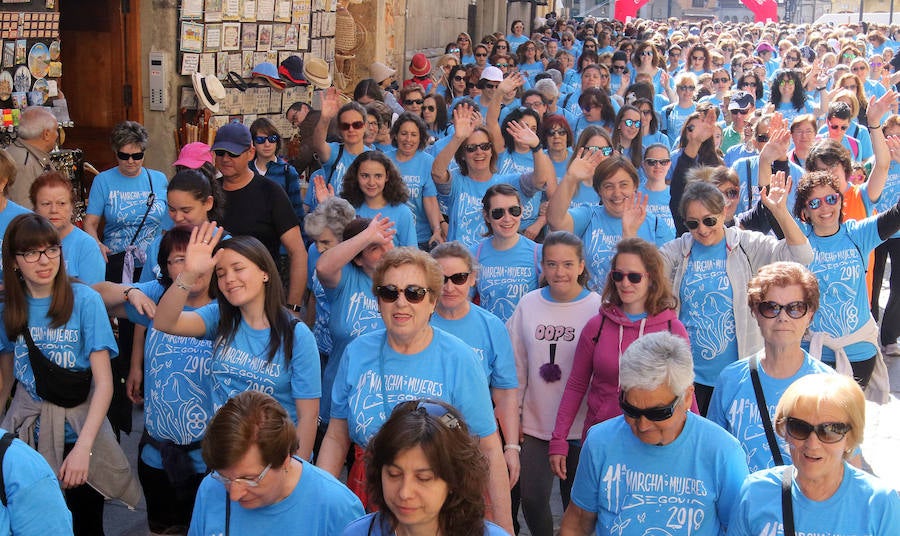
[0,11,898,536]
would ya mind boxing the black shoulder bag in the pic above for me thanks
[749,355,784,466]
[0,432,14,506]
[782,465,796,536]
[24,328,92,408]
[106,169,156,283]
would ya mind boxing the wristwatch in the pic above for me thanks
[286,303,303,313]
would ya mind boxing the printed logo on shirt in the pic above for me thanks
[349,369,445,442]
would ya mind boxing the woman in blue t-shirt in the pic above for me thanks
[153,224,320,460]
[770,69,815,126]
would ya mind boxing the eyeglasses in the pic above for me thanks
[723,47,734,53]
[464,142,492,153]
[423,105,436,112]
[610,270,648,284]
[685,216,718,230]
[453,75,466,82]
[211,464,272,488]
[442,272,470,285]
[644,158,670,167]
[214,149,243,158]
[253,134,279,144]
[757,300,809,319]
[415,401,460,429]
[496,44,508,49]
[691,55,706,61]
[677,85,695,91]
[404,99,424,106]
[619,392,681,421]
[756,134,770,143]
[375,284,433,303]
[584,145,614,156]
[806,193,840,210]
[339,120,365,131]
[786,56,800,62]
[870,62,883,68]
[612,65,626,72]
[490,205,522,219]
[117,151,145,161]
[597,73,610,79]
[640,51,654,56]
[622,119,641,128]
[548,129,567,137]
[16,245,62,263]
[722,188,739,200]
[475,52,488,57]
[827,123,849,131]
[712,77,729,83]
[782,417,850,443]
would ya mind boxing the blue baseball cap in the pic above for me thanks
[212,122,252,154]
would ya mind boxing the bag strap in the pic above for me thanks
[326,144,345,184]
[225,488,230,536]
[745,159,753,203]
[128,169,156,248]
[749,355,785,466]
[782,465,796,536]
[0,432,14,506]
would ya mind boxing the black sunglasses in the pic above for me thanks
[490,205,522,219]
[610,270,647,284]
[464,142,492,153]
[584,145,614,156]
[782,417,850,444]
[404,99,425,105]
[253,134,279,144]
[756,134,770,143]
[757,300,809,319]
[213,149,242,158]
[423,105,436,112]
[443,272,470,285]
[117,151,145,161]
[644,158,671,167]
[685,216,718,230]
[619,392,681,421]
[415,400,460,429]
[374,284,432,304]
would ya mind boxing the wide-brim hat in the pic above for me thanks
[409,53,431,77]
[303,57,332,89]
[191,72,226,113]
[369,61,396,84]
[252,62,286,90]
[279,55,308,86]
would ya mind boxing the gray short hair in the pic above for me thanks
[303,196,356,240]
[544,69,563,86]
[619,332,694,394]
[534,79,559,101]
[109,121,149,152]
[679,180,726,220]
[17,107,57,140]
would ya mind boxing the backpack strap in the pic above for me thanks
[326,144,345,184]
[0,432,15,507]
[745,159,753,205]
[749,356,785,466]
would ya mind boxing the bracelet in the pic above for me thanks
[530,142,543,153]
[123,287,139,299]
[174,274,191,292]
[503,443,521,452]
[868,123,883,130]
[286,303,303,313]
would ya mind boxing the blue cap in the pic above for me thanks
[212,122,252,154]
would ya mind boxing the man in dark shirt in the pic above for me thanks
[212,122,308,314]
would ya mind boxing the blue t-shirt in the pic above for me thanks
[126,280,214,473]
[472,236,541,323]
[639,187,677,243]
[0,429,73,534]
[393,151,438,243]
[355,203,417,248]
[441,171,526,250]
[497,150,534,176]
[678,240,738,386]
[708,351,835,472]
[85,167,171,257]
[728,464,900,536]
[321,264,384,423]
[341,512,510,535]
[304,143,371,211]
[570,205,668,290]
[331,328,497,446]
[188,458,364,536]
[875,161,900,215]
[307,244,332,356]
[570,413,748,536]
[801,218,883,362]
[506,34,528,53]
[0,200,32,282]
[430,303,518,389]
[194,303,320,423]
[60,226,105,285]
[662,103,697,145]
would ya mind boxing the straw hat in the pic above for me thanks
[369,62,396,84]
[191,72,226,113]
[303,57,332,89]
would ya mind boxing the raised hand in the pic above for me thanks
[452,102,477,140]
[886,135,900,163]
[313,174,335,203]
[366,214,397,246]
[506,120,540,149]
[759,127,792,162]
[867,90,899,125]
[320,86,340,120]
[564,147,605,184]
[621,190,649,237]
[760,171,792,215]
[184,221,224,279]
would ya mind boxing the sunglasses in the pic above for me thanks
[548,129,567,137]
[453,75,466,82]
[483,82,499,89]
[779,79,795,86]
[475,52,488,57]
[423,105,436,112]
[464,142,492,153]
[731,108,750,115]
[610,270,647,284]
[806,193,840,210]
[117,151,145,161]
[756,134,770,143]
[253,134,279,144]
[415,400,461,428]
[713,77,729,83]
[449,47,461,53]
[644,158,670,167]
[757,300,809,319]
[828,123,849,131]
[374,284,432,304]
[214,149,242,158]
[677,85,695,91]
[622,119,642,128]
[871,62,883,68]
[722,188,739,200]
[490,205,522,219]
[740,81,758,87]
[685,216,718,230]
[584,145,614,156]
[496,44,508,49]
[691,55,706,61]
[786,56,800,62]
[640,51,654,56]
[404,99,424,106]
[340,120,365,131]
[443,272,470,285]
[612,65,627,72]
[495,63,509,68]
[782,417,850,444]
[619,392,681,421]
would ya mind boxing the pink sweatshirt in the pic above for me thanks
[548,304,690,457]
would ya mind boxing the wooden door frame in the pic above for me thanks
[124,0,143,123]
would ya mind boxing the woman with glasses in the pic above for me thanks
[630,42,669,97]
[572,87,615,139]
[659,176,811,415]
[780,46,804,70]
[539,114,574,182]
[737,71,766,109]
[319,247,514,533]
[560,332,748,536]
[0,213,139,535]
[611,104,643,168]
[699,68,732,115]
[444,65,469,101]
[516,40,542,81]
[421,94,449,140]
[770,70,815,126]
[507,231,603,536]
[661,72,698,145]
[684,44,711,76]
[429,243,520,486]
[639,144,676,238]
[473,44,490,70]
[189,391,364,535]
[342,399,510,536]
[729,373,900,536]
[388,113,444,249]
[630,97,667,148]
[792,170,900,392]
[457,32,475,65]
[557,126,612,209]
[506,19,528,54]
[549,238,687,485]
[249,117,303,222]
[709,262,835,473]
